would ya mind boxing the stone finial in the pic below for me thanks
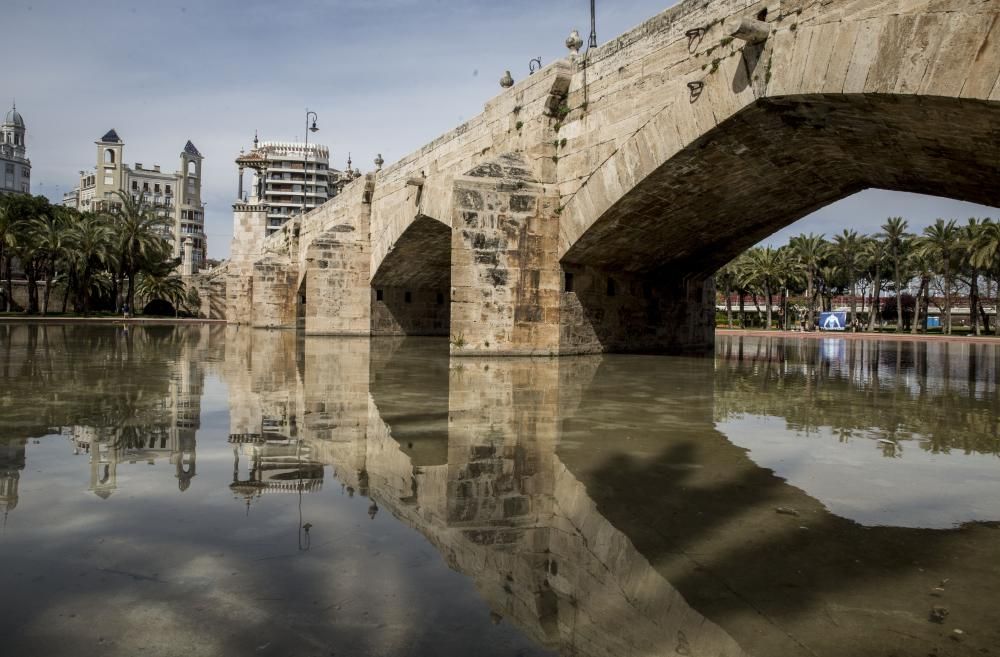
[353,167,361,178]
[500,70,514,88]
[566,29,584,57]
[374,153,384,170]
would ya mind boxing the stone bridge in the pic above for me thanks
[225,0,1000,355]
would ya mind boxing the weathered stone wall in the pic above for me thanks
[370,287,449,336]
[560,265,716,354]
[450,154,562,356]
[250,257,298,329]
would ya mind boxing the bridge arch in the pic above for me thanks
[554,4,1000,353]
[370,213,452,335]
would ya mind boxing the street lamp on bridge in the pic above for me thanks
[302,110,319,218]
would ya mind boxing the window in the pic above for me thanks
[104,149,115,164]
[376,289,384,301]
[154,184,160,193]
[606,278,616,297]
[104,175,113,185]
[436,292,444,305]
[143,182,149,192]
[165,185,171,194]
[187,161,196,176]
[564,272,574,293]
[131,181,138,190]
[404,291,412,304]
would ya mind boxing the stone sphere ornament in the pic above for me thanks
[500,70,514,88]
[566,29,584,56]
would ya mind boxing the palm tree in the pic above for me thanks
[789,233,827,330]
[908,249,934,334]
[971,219,1000,334]
[881,217,911,332]
[832,229,864,331]
[741,246,784,329]
[67,212,114,313]
[862,237,889,331]
[135,272,188,315]
[916,219,960,334]
[960,218,986,335]
[29,208,69,315]
[716,262,738,328]
[110,190,173,313]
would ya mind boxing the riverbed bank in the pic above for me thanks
[717,328,999,344]
[0,315,225,325]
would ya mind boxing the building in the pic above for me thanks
[236,133,351,236]
[63,130,208,270]
[1,102,30,195]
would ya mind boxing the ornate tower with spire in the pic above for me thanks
[1,101,30,195]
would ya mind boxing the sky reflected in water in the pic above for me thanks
[1,324,997,657]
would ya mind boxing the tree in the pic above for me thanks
[789,233,828,330]
[66,212,114,314]
[28,207,70,315]
[916,219,960,335]
[832,229,864,331]
[881,217,912,332]
[715,262,738,328]
[109,190,173,313]
[740,246,784,329]
[862,237,889,331]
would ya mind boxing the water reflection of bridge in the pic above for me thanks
[224,330,1000,657]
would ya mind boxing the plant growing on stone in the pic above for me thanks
[450,334,466,349]
[515,121,524,131]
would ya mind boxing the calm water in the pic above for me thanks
[1,324,997,657]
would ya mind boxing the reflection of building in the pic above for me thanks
[61,129,207,270]
[1,103,30,195]
[68,358,203,496]
[0,439,27,521]
[229,436,324,505]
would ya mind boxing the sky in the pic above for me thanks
[7,0,997,259]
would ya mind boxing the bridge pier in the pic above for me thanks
[559,266,716,355]
[450,156,562,356]
[250,258,298,329]
[302,231,372,335]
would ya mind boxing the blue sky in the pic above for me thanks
[8,0,997,258]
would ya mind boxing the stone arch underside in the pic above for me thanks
[562,94,1000,275]
[555,94,1000,354]
[370,214,452,336]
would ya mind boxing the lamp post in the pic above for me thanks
[589,0,597,48]
[302,110,319,218]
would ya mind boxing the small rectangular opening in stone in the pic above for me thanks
[606,278,616,297]
[405,291,412,303]
[376,289,384,301]
[436,292,445,305]
[565,272,574,293]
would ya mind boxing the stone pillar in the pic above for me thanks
[251,257,298,328]
[449,157,562,356]
[302,176,374,335]
[182,237,194,277]
[237,166,244,200]
[227,202,270,324]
